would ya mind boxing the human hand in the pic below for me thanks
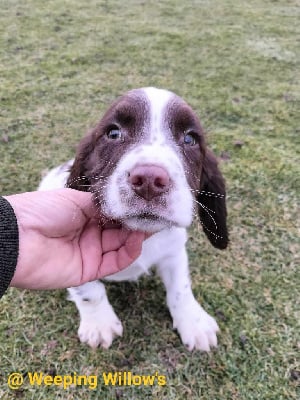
[6,189,148,290]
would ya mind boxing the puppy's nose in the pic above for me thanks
[128,165,170,201]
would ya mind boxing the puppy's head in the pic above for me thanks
[67,87,228,249]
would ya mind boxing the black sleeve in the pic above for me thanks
[0,196,19,298]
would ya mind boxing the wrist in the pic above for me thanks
[4,193,43,290]
[0,196,19,296]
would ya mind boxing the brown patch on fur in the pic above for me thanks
[166,98,228,250]
[67,90,149,191]
[166,98,205,191]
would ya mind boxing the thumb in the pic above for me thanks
[97,231,147,278]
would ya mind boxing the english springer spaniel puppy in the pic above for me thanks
[38,87,228,351]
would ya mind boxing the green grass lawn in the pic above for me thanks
[0,0,299,399]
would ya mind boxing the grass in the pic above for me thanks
[0,0,299,398]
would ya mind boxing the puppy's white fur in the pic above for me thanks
[39,87,219,351]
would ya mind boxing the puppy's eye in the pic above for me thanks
[183,132,197,146]
[107,127,122,140]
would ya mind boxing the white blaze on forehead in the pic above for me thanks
[142,87,174,142]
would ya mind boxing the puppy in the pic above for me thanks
[39,87,228,351]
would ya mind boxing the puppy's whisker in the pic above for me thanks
[191,209,223,239]
[190,188,225,198]
[74,184,93,188]
[193,199,218,230]
[66,174,108,187]
[193,199,216,214]
[196,219,224,239]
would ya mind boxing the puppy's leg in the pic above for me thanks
[157,248,219,351]
[68,281,123,349]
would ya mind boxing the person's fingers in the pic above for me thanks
[101,229,145,252]
[97,231,146,278]
[79,220,103,282]
[59,189,122,231]
[58,189,98,220]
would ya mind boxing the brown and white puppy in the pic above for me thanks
[39,87,228,351]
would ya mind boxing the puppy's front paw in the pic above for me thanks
[78,306,123,349]
[173,301,219,351]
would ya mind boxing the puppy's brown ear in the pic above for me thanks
[66,133,95,191]
[197,149,228,249]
